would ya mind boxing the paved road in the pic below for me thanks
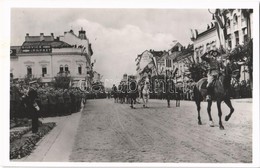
[70,99,252,163]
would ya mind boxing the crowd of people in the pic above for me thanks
[10,81,87,121]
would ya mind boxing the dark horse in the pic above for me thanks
[193,62,241,130]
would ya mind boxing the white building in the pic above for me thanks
[224,9,253,81]
[10,28,93,87]
[224,9,253,50]
[192,23,220,63]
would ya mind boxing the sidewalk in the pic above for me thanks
[19,108,83,162]
[231,98,252,103]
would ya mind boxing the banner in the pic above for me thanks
[139,51,153,73]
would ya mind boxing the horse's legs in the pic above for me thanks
[207,100,214,127]
[142,96,145,107]
[196,100,202,125]
[217,100,224,130]
[130,98,134,108]
[224,98,234,121]
[146,96,148,107]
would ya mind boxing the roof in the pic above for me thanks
[22,40,72,48]
[196,26,216,39]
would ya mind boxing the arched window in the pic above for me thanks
[65,64,69,72]
[60,65,64,73]
[27,66,32,76]
[226,19,231,27]
[233,14,238,25]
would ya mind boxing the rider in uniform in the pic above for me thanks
[201,50,222,101]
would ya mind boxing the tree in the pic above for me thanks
[23,74,42,84]
[227,38,253,89]
[188,62,207,82]
[53,73,72,89]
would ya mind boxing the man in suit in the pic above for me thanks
[27,81,39,133]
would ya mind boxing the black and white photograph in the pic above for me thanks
[1,0,260,167]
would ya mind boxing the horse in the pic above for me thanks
[111,85,118,103]
[128,79,138,108]
[193,62,241,130]
[142,77,150,108]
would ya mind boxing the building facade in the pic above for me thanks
[192,23,220,63]
[10,28,93,87]
[223,9,253,82]
[224,9,253,50]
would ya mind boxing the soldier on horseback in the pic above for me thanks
[201,50,223,101]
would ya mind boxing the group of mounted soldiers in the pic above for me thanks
[110,75,183,108]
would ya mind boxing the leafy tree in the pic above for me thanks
[53,73,72,89]
[227,38,253,89]
[23,74,42,84]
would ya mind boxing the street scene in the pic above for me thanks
[9,8,254,163]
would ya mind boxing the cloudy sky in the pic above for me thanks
[11,8,212,87]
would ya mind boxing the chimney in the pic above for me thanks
[51,33,54,36]
[40,33,44,41]
[78,27,87,40]
[25,33,29,41]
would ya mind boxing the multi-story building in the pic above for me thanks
[172,44,194,84]
[160,42,183,75]
[192,23,220,63]
[223,9,253,81]
[10,28,93,87]
[224,9,253,50]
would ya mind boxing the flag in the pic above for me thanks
[190,29,194,39]
[152,56,158,75]
[194,29,198,39]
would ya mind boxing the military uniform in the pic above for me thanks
[27,85,38,133]
[201,50,222,100]
[63,90,72,115]
[48,90,57,116]
[57,90,65,116]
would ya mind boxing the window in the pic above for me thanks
[241,12,245,22]
[42,67,47,77]
[200,46,204,56]
[226,19,231,27]
[60,65,64,73]
[212,43,216,50]
[227,35,232,49]
[65,64,69,72]
[166,59,172,68]
[78,65,82,75]
[233,14,238,25]
[243,28,248,43]
[206,44,211,52]
[27,66,32,76]
[235,31,239,45]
